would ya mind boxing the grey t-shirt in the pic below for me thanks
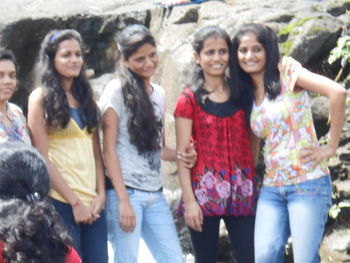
[99,79,165,191]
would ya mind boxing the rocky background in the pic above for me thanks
[1,0,349,262]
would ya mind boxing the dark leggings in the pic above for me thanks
[52,199,108,263]
[189,215,255,263]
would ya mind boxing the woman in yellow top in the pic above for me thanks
[28,29,107,263]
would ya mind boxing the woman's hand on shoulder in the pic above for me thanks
[184,201,203,232]
[279,56,302,76]
[119,199,136,232]
[279,57,302,92]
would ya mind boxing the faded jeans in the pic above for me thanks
[254,175,332,263]
[106,188,183,263]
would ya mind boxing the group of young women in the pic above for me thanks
[0,20,346,263]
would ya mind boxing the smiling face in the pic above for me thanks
[0,59,17,103]
[54,38,83,79]
[194,36,229,79]
[124,43,158,81]
[237,32,266,76]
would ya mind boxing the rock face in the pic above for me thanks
[1,0,349,262]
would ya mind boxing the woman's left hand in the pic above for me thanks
[90,194,106,222]
[301,145,336,168]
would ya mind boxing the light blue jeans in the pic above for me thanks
[106,188,183,263]
[254,175,332,263]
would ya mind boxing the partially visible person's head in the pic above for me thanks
[0,50,18,103]
[0,142,49,201]
[233,23,279,75]
[231,23,280,101]
[0,142,72,263]
[189,25,232,103]
[39,29,83,79]
[192,25,231,80]
[115,24,162,154]
[36,29,99,133]
[192,25,231,58]
[118,24,158,80]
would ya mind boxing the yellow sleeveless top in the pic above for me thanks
[48,119,97,206]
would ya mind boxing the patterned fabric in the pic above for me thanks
[174,89,258,216]
[250,71,329,186]
[99,79,165,192]
[0,102,30,144]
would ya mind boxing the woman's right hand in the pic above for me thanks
[119,199,136,232]
[72,201,94,224]
[184,201,203,232]
[177,141,198,169]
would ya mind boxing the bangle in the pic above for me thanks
[71,199,80,208]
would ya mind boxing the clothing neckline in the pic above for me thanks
[253,95,267,110]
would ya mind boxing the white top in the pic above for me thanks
[99,79,165,191]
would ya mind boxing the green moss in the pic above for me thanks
[310,27,327,35]
[281,40,293,56]
[279,17,315,37]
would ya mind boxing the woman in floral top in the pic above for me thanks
[0,49,30,144]
[175,25,258,263]
[231,23,347,263]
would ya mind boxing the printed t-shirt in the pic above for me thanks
[250,71,330,186]
[174,88,258,216]
[99,79,165,192]
[0,102,31,144]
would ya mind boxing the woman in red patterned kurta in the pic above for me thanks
[174,25,258,263]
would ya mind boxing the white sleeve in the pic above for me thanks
[98,79,124,117]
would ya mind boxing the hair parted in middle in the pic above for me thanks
[188,25,253,117]
[115,24,162,154]
[231,23,281,112]
[35,29,99,133]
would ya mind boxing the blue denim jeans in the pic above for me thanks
[51,199,108,263]
[106,188,183,263]
[254,175,332,263]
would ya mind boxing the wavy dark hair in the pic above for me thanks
[190,25,234,104]
[0,142,73,263]
[0,49,18,72]
[231,23,281,114]
[116,24,162,154]
[35,29,99,133]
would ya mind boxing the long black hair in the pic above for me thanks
[116,24,162,154]
[231,23,281,114]
[0,142,73,263]
[35,29,99,133]
[190,25,233,104]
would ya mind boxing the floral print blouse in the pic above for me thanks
[174,89,258,216]
[250,71,329,186]
[0,102,31,144]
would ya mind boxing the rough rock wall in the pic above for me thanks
[1,1,350,260]
[1,0,349,106]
